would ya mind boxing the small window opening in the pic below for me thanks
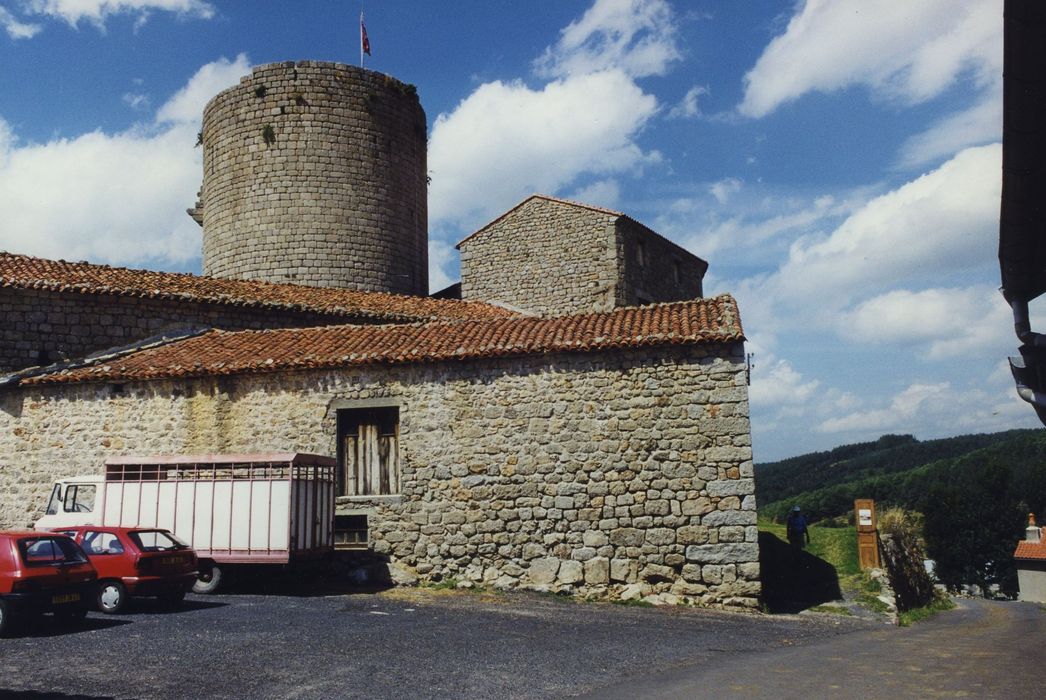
[673,260,682,284]
[334,514,369,550]
[636,239,646,268]
[337,406,400,496]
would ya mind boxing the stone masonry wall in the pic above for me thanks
[615,218,706,307]
[0,344,759,608]
[200,61,428,295]
[459,197,619,315]
[0,287,368,373]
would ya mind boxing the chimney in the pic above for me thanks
[1026,513,1042,543]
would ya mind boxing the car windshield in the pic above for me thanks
[18,536,88,566]
[128,530,187,551]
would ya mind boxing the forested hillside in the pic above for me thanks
[755,429,1042,521]
[754,428,1046,594]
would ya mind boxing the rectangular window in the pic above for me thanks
[337,406,400,496]
[334,514,369,549]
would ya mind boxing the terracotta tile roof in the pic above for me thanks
[0,251,513,322]
[23,295,744,386]
[457,194,625,249]
[1015,539,1046,561]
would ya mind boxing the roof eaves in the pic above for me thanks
[0,325,213,390]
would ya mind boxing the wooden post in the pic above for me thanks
[855,498,881,569]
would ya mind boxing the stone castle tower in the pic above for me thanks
[192,61,428,295]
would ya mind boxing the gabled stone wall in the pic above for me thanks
[459,197,619,315]
[459,197,707,316]
[0,343,759,608]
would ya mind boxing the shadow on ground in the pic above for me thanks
[218,551,394,597]
[759,531,842,614]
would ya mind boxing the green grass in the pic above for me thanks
[610,598,655,608]
[759,521,861,576]
[898,595,956,626]
[809,604,852,616]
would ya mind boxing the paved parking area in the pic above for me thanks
[0,587,871,699]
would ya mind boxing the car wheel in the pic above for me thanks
[97,580,127,614]
[0,599,13,637]
[192,562,223,594]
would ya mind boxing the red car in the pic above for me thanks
[59,527,198,614]
[0,530,97,636]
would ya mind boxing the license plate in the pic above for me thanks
[160,557,184,567]
[52,593,80,604]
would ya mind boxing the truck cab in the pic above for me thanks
[37,477,104,531]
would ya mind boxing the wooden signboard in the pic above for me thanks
[854,498,881,569]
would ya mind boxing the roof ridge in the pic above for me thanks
[0,250,515,322]
[456,193,624,249]
[17,295,745,387]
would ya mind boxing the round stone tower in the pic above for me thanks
[195,61,428,295]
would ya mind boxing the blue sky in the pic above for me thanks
[0,0,1031,460]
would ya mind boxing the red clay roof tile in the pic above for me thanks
[24,295,744,386]
[1015,539,1046,561]
[0,251,513,322]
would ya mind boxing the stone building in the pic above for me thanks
[0,61,758,607]
[458,194,708,316]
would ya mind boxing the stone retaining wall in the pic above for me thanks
[0,343,759,607]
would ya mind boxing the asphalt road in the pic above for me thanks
[0,589,1040,699]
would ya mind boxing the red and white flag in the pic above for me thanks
[360,11,371,58]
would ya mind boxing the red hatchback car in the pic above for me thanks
[59,527,198,614]
[0,530,97,636]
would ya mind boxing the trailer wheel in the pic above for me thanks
[97,580,127,614]
[192,562,223,594]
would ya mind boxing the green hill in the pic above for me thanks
[755,428,1046,595]
[755,429,1043,522]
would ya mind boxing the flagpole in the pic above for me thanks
[360,10,364,68]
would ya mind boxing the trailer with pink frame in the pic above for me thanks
[35,453,336,593]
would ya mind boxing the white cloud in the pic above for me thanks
[818,380,1033,436]
[122,92,150,111]
[22,0,214,29]
[708,177,741,204]
[430,0,681,234]
[428,70,659,228]
[843,285,1011,360]
[427,239,456,294]
[0,6,41,38]
[739,0,1002,118]
[749,357,820,409]
[157,53,250,124]
[668,85,706,119]
[534,0,680,79]
[0,55,247,268]
[568,179,621,210]
[819,382,952,433]
[896,93,1001,169]
[772,144,1001,307]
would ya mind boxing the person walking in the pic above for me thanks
[786,506,810,551]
